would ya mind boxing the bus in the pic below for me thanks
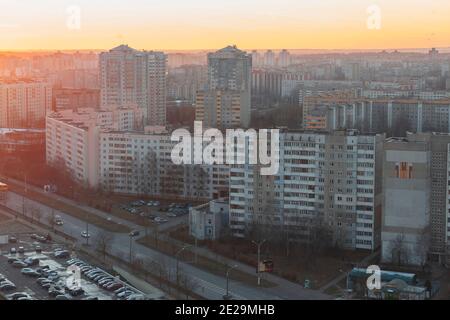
[0,182,8,201]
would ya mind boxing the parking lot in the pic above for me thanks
[115,200,192,225]
[0,232,148,300]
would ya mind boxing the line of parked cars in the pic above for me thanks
[66,258,147,300]
[0,273,17,293]
[165,203,191,217]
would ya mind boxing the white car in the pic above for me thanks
[81,231,91,238]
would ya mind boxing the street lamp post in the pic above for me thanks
[252,239,266,286]
[129,230,141,263]
[85,219,89,246]
[129,234,133,263]
[224,264,238,300]
[175,245,191,287]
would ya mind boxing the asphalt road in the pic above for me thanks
[2,190,330,300]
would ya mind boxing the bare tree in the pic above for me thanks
[47,210,56,231]
[390,233,410,266]
[304,217,332,269]
[33,207,43,223]
[94,230,113,261]
[178,268,199,299]
[414,230,430,269]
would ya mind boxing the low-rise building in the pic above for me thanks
[189,199,229,240]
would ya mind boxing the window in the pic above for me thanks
[395,162,413,179]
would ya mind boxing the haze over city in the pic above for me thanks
[1,0,450,51]
[1,0,450,312]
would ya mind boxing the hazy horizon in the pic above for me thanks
[1,0,450,51]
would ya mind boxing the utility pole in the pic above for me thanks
[194,237,198,264]
[252,239,266,286]
[129,234,133,263]
[175,245,191,287]
[224,265,238,300]
[85,220,89,246]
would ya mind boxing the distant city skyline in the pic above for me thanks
[1,0,450,51]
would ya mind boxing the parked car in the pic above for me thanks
[117,290,135,299]
[80,266,93,273]
[127,294,146,300]
[106,282,123,291]
[21,268,41,277]
[37,278,51,285]
[9,247,17,254]
[48,286,65,297]
[98,277,114,285]
[6,292,31,300]
[54,250,70,259]
[66,258,80,265]
[68,287,85,296]
[24,257,40,266]
[0,282,16,291]
[35,246,42,253]
[8,236,17,243]
[7,257,19,264]
[12,260,28,268]
[18,246,25,254]
[55,294,71,300]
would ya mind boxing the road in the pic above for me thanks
[1,186,330,300]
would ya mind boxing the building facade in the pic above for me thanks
[99,45,167,126]
[381,136,431,266]
[196,45,252,128]
[303,94,450,134]
[229,129,384,251]
[0,79,52,128]
[46,107,143,188]
[189,199,229,240]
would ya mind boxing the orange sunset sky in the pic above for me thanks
[0,0,450,51]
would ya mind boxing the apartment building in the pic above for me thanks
[0,79,52,128]
[195,90,244,129]
[196,45,252,128]
[98,129,229,201]
[380,132,450,265]
[303,94,450,134]
[229,129,384,251]
[45,107,143,188]
[54,88,100,111]
[99,45,167,126]
[381,137,431,266]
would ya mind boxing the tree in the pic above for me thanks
[304,217,332,269]
[178,268,199,299]
[94,230,113,261]
[47,209,56,231]
[414,230,430,269]
[32,206,43,223]
[390,233,410,266]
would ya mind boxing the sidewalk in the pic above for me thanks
[318,249,380,293]
[163,232,330,299]
[4,175,331,299]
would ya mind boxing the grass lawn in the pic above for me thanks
[137,235,276,288]
[169,225,370,289]
[7,183,130,233]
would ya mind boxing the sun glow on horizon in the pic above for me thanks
[1,0,450,51]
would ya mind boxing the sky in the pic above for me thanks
[1,0,450,51]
